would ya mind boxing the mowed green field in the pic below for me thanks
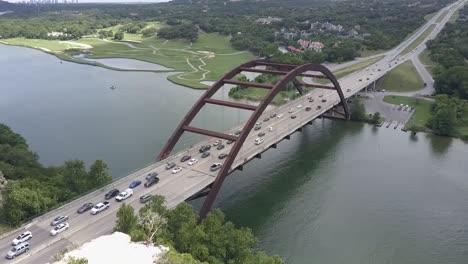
[380,60,424,92]
[1,29,255,89]
[400,24,436,56]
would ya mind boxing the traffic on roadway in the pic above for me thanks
[0,1,464,263]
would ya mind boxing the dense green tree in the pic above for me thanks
[62,160,88,194]
[372,112,381,124]
[115,203,138,234]
[159,251,206,264]
[67,257,88,264]
[87,160,112,189]
[142,27,158,38]
[351,101,367,121]
[113,31,124,40]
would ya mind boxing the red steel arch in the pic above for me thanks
[158,59,349,219]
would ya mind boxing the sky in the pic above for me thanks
[5,0,171,3]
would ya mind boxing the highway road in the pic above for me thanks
[0,1,464,263]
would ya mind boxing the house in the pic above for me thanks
[287,46,304,53]
[297,39,325,52]
[255,17,282,25]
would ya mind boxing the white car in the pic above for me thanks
[254,138,264,145]
[116,188,133,202]
[277,114,283,118]
[188,158,198,166]
[172,167,182,174]
[288,108,294,113]
[50,223,69,236]
[296,104,302,108]
[268,127,274,132]
[213,140,221,146]
[12,231,32,246]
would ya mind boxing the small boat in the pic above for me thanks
[110,85,116,90]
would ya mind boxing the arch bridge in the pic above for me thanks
[158,59,349,219]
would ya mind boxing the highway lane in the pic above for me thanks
[1,1,464,263]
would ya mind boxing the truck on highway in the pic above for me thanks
[91,202,110,215]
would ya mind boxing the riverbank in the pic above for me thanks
[0,32,255,89]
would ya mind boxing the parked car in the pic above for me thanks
[322,99,327,102]
[172,167,182,174]
[5,243,29,259]
[199,145,211,153]
[91,202,110,215]
[319,94,324,98]
[254,138,264,145]
[316,105,322,110]
[129,180,142,189]
[146,172,158,180]
[180,155,191,162]
[116,189,133,202]
[217,144,225,150]
[11,231,32,246]
[140,194,153,203]
[346,89,351,92]
[213,140,221,146]
[291,115,297,119]
[305,107,312,111]
[210,163,222,172]
[255,122,262,126]
[105,189,120,200]
[254,126,261,131]
[359,79,362,81]
[50,215,69,226]
[296,104,302,108]
[288,108,294,113]
[50,223,69,236]
[201,152,210,158]
[77,203,94,214]
[187,158,198,166]
[218,153,227,159]
[144,176,159,187]
[165,162,176,170]
[258,132,265,137]
[309,98,314,103]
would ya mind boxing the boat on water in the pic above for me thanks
[110,85,116,90]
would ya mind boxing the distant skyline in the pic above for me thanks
[5,0,170,3]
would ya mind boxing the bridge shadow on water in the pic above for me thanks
[190,119,365,231]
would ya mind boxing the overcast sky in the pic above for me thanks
[6,0,171,3]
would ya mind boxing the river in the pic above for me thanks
[1,44,468,264]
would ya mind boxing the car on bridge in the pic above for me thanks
[144,176,159,187]
[188,158,198,165]
[296,104,302,108]
[140,194,153,203]
[288,108,294,113]
[129,180,142,189]
[218,153,227,159]
[146,172,158,180]
[210,163,222,171]
[316,105,322,110]
[305,107,311,111]
[6,242,30,259]
[322,99,327,102]
[227,139,234,144]
[50,223,69,236]
[254,138,264,145]
[213,140,222,146]
[172,167,182,174]
[116,189,133,201]
[166,162,176,170]
[319,94,324,98]
[270,113,277,118]
[199,145,211,153]
[105,189,120,200]
[77,203,94,214]
[268,126,274,132]
[217,144,225,150]
[277,114,283,118]
[201,151,210,158]
[263,117,270,122]
[180,155,191,162]
[254,126,261,131]
[11,231,32,246]
[291,115,297,119]
[91,202,110,215]
[346,89,351,92]
[359,79,362,81]
[309,98,314,103]
[50,215,69,226]
[258,132,265,137]
[234,130,242,135]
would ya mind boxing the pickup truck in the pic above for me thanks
[90,202,110,215]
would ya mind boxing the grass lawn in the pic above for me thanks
[1,31,255,89]
[0,224,13,236]
[380,60,424,92]
[424,11,438,21]
[383,95,433,129]
[400,24,436,56]
[359,49,386,57]
[436,10,449,23]
[449,9,460,23]
[418,49,437,75]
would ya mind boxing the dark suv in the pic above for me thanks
[105,189,120,200]
[199,145,211,153]
[165,162,176,170]
[144,176,159,187]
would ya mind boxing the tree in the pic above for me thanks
[158,251,206,264]
[62,160,88,194]
[67,257,88,264]
[140,210,167,244]
[115,203,138,234]
[351,101,367,121]
[371,112,381,124]
[142,27,158,38]
[113,32,124,41]
[431,108,456,135]
[87,160,112,189]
